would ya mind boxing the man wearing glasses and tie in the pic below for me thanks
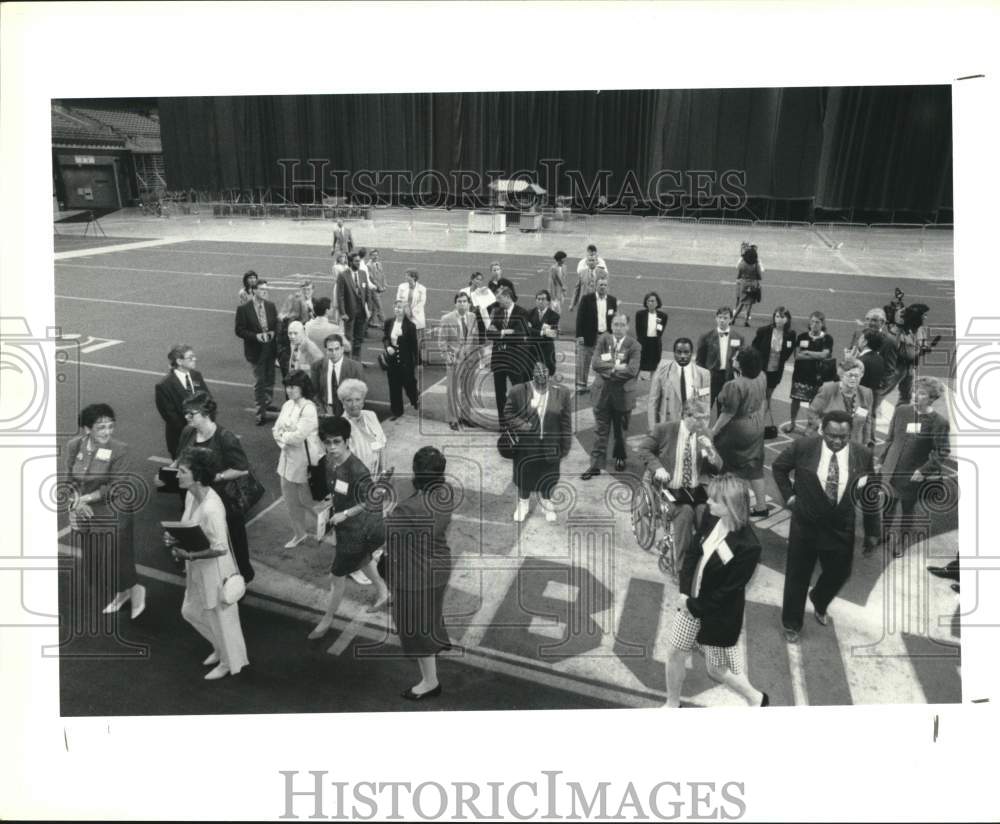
[439,292,484,431]
[155,344,213,458]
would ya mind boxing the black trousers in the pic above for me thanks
[387,363,419,416]
[346,314,368,359]
[710,369,728,407]
[493,368,522,425]
[781,529,853,631]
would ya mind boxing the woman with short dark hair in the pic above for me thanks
[164,446,249,680]
[382,445,456,700]
[712,348,770,517]
[307,416,389,639]
[272,370,322,548]
[785,311,834,434]
[751,306,796,407]
[64,403,145,618]
[635,291,669,379]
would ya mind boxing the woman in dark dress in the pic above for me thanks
[383,446,457,700]
[168,393,256,583]
[877,376,951,558]
[635,291,669,379]
[732,243,763,327]
[64,403,145,619]
[664,473,768,708]
[307,417,389,639]
[751,306,796,409]
[712,348,770,517]
[382,299,420,420]
[784,311,834,434]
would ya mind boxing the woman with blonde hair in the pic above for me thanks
[806,356,874,444]
[664,473,769,708]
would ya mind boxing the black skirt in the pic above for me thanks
[640,335,663,372]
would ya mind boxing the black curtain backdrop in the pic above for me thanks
[159,86,952,214]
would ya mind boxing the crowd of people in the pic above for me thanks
[61,233,952,706]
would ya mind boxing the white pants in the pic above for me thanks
[182,593,249,673]
[281,477,316,536]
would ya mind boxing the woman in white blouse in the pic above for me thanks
[663,473,769,708]
[272,369,323,548]
[164,446,249,680]
[461,271,496,344]
[338,378,388,476]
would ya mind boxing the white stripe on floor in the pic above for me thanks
[54,238,183,260]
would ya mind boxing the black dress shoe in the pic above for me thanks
[401,684,441,701]
[255,413,267,426]
[951,583,960,594]
[581,467,601,480]
[928,565,960,581]
[448,422,460,431]
[760,692,770,707]
[614,458,626,472]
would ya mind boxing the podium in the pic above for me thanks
[468,211,506,233]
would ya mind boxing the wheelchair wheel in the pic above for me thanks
[630,482,658,552]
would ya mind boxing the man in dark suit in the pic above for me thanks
[526,289,560,376]
[574,275,618,394]
[504,358,574,523]
[310,333,364,418]
[337,253,369,359]
[635,397,724,569]
[485,286,532,427]
[330,219,354,256]
[696,306,747,407]
[583,312,642,478]
[772,409,881,642]
[234,279,279,425]
[154,343,212,458]
[383,299,420,419]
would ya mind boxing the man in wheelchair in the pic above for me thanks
[635,397,724,570]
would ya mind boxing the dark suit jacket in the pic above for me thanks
[503,382,573,462]
[879,404,950,479]
[678,513,761,647]
[235,299,279,362]
[574,292,619,347]
[772,436,880,554]
[383,316,419,372]
[590,333,642,412]
[858,349,885,395]
[635,420,723,487]
[337,268,367,319]
[696,327,747,376]
[635,308,669,340]
[751,324,797,373]
[527,306,560,367]
[486,304,532,372]
[154,368,212,458]
[310,356,365,416]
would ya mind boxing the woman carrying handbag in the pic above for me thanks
[272,370,323,548]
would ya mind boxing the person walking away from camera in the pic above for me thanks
[165,447,249,680]
[635,291,669,379]
[235,279,279,426]
[382,445,456,700]
[876,376,950,558]
[712,348,771,517]
[784,311,833,434]
[582,312,641,478]
[732,242,763,327]
[663,474,768,708]
[65,403,145,619]
[505,358,573,523]
[548,251,568,313]
[304,297,343,352]
[307,416,389,639]
[155,343,212,459]
[773,410,880,643]
[331,219,353,256]
[636,397,723,572]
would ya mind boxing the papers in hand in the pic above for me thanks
[160,520,210,552]
[316,505,333,542]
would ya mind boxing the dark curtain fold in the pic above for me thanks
[159,86,952,214]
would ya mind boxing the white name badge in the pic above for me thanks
[731,337,740,346]
[857,475,869,489]
[600,352,612,362]
[856,408,869,418]
[697,386,710,398]
[906,422,922,434]
[95,448,112,461]
[334,479,349,495]
[717,542,734,565]
[656,324,663,332]
[786,340,793,349]
[799,340,809,349]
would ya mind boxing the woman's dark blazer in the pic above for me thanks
[635,308,669,339]
[752,324,797,374]
[678,513,761,647]
[382,316,419,372]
